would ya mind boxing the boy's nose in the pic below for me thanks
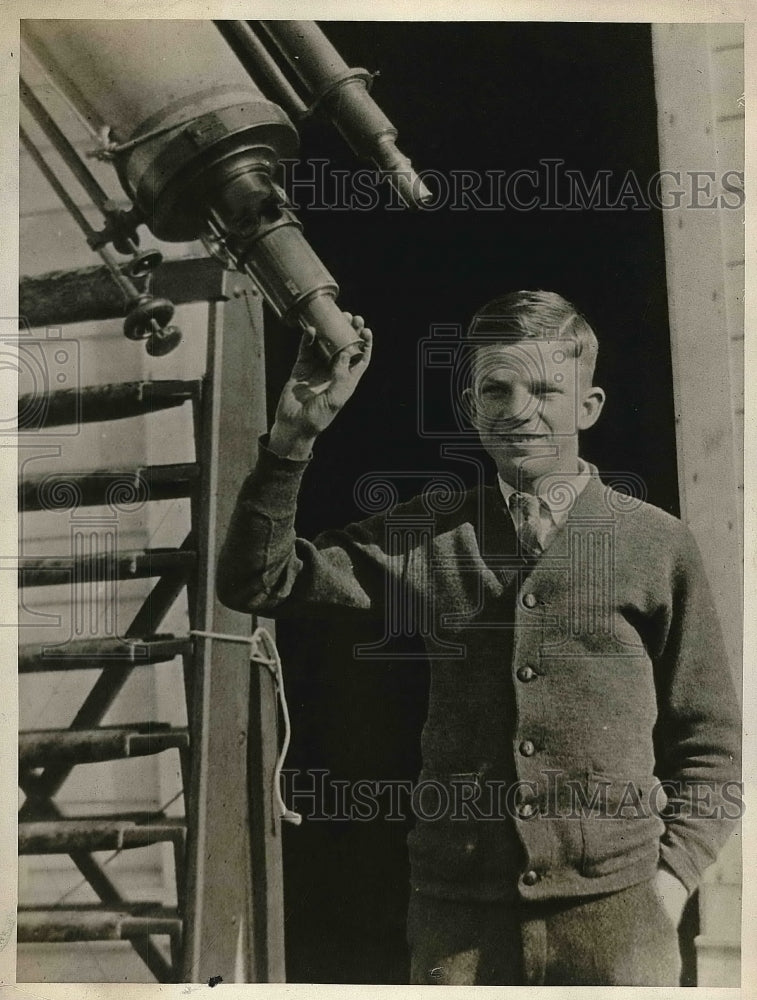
[501,384,535,422]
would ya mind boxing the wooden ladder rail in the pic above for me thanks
[17,258,285,983]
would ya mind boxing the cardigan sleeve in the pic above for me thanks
[216,436,403,618]
[651,524,742,894]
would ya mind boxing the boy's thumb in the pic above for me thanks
[333,347,353,372]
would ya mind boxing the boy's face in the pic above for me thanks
[464,338,605,488]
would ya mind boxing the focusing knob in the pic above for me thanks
[123,296,175,341]
[146,325,182,356]
[127,250,163,278]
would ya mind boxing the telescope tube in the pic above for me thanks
[258,20,432,209]
[21,19,364,359]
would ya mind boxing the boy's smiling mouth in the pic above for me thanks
[500,433,548,443]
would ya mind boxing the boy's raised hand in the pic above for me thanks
[268,313,373,459]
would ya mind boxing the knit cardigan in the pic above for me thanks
[217,441,741,903]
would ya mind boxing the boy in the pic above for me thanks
[217,291,741,986]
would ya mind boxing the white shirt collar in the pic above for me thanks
[497,458,595,527]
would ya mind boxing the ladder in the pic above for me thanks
[17,258,285,983]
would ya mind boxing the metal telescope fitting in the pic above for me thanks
[19,75,182,357]
[117,98,364,360]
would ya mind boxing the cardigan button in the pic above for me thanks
[522,869,539,887]
[519,740,536,757]
[517,665,536,682]
[522,592,537,608]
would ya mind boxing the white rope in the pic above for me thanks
[190,627,302,827]
[248,626,303,828]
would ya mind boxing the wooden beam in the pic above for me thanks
[181,272,284,983]
[651,23,743,687]
[19,462,199,511]
[19,257,227,329]
[19,548,196,587]
[651,23,743,989]
[17,379,200,430]
[18,634,189,673]
[247,614,286,983]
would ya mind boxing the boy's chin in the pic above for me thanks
[493,452,565,485]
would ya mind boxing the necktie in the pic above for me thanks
[509,491,551,555]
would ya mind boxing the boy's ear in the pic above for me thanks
[460,386,480,427]
[578,385,606,431]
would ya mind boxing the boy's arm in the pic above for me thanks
[217,316,391,616]
[217,432,403,616]
[651,525,742,904]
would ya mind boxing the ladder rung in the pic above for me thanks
[19,548,196,587]
[19,635,191,673]
[19,818,186,854]
[18,379,200,430]
[18,906,181,943]
[19,257,224,329]
[20,463,200,511]
[54,809,185,825]
[19,725,190,766]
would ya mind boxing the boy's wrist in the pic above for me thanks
[268,422,317,461]
[656,861,688,893]
[654,864,689,927]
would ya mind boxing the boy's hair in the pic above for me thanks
[465,290,599,379]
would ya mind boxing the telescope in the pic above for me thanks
[20,19,431,359]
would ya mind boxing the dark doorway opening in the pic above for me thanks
[263,20,683,985]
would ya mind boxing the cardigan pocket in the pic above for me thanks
[579,771,665,879]
[407,769,483,876]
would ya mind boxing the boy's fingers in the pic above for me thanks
[332,347,353,376]
[357,328,373,362]
[345,334,372,386]
[294,321,371,387]
[296,328,317,356]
